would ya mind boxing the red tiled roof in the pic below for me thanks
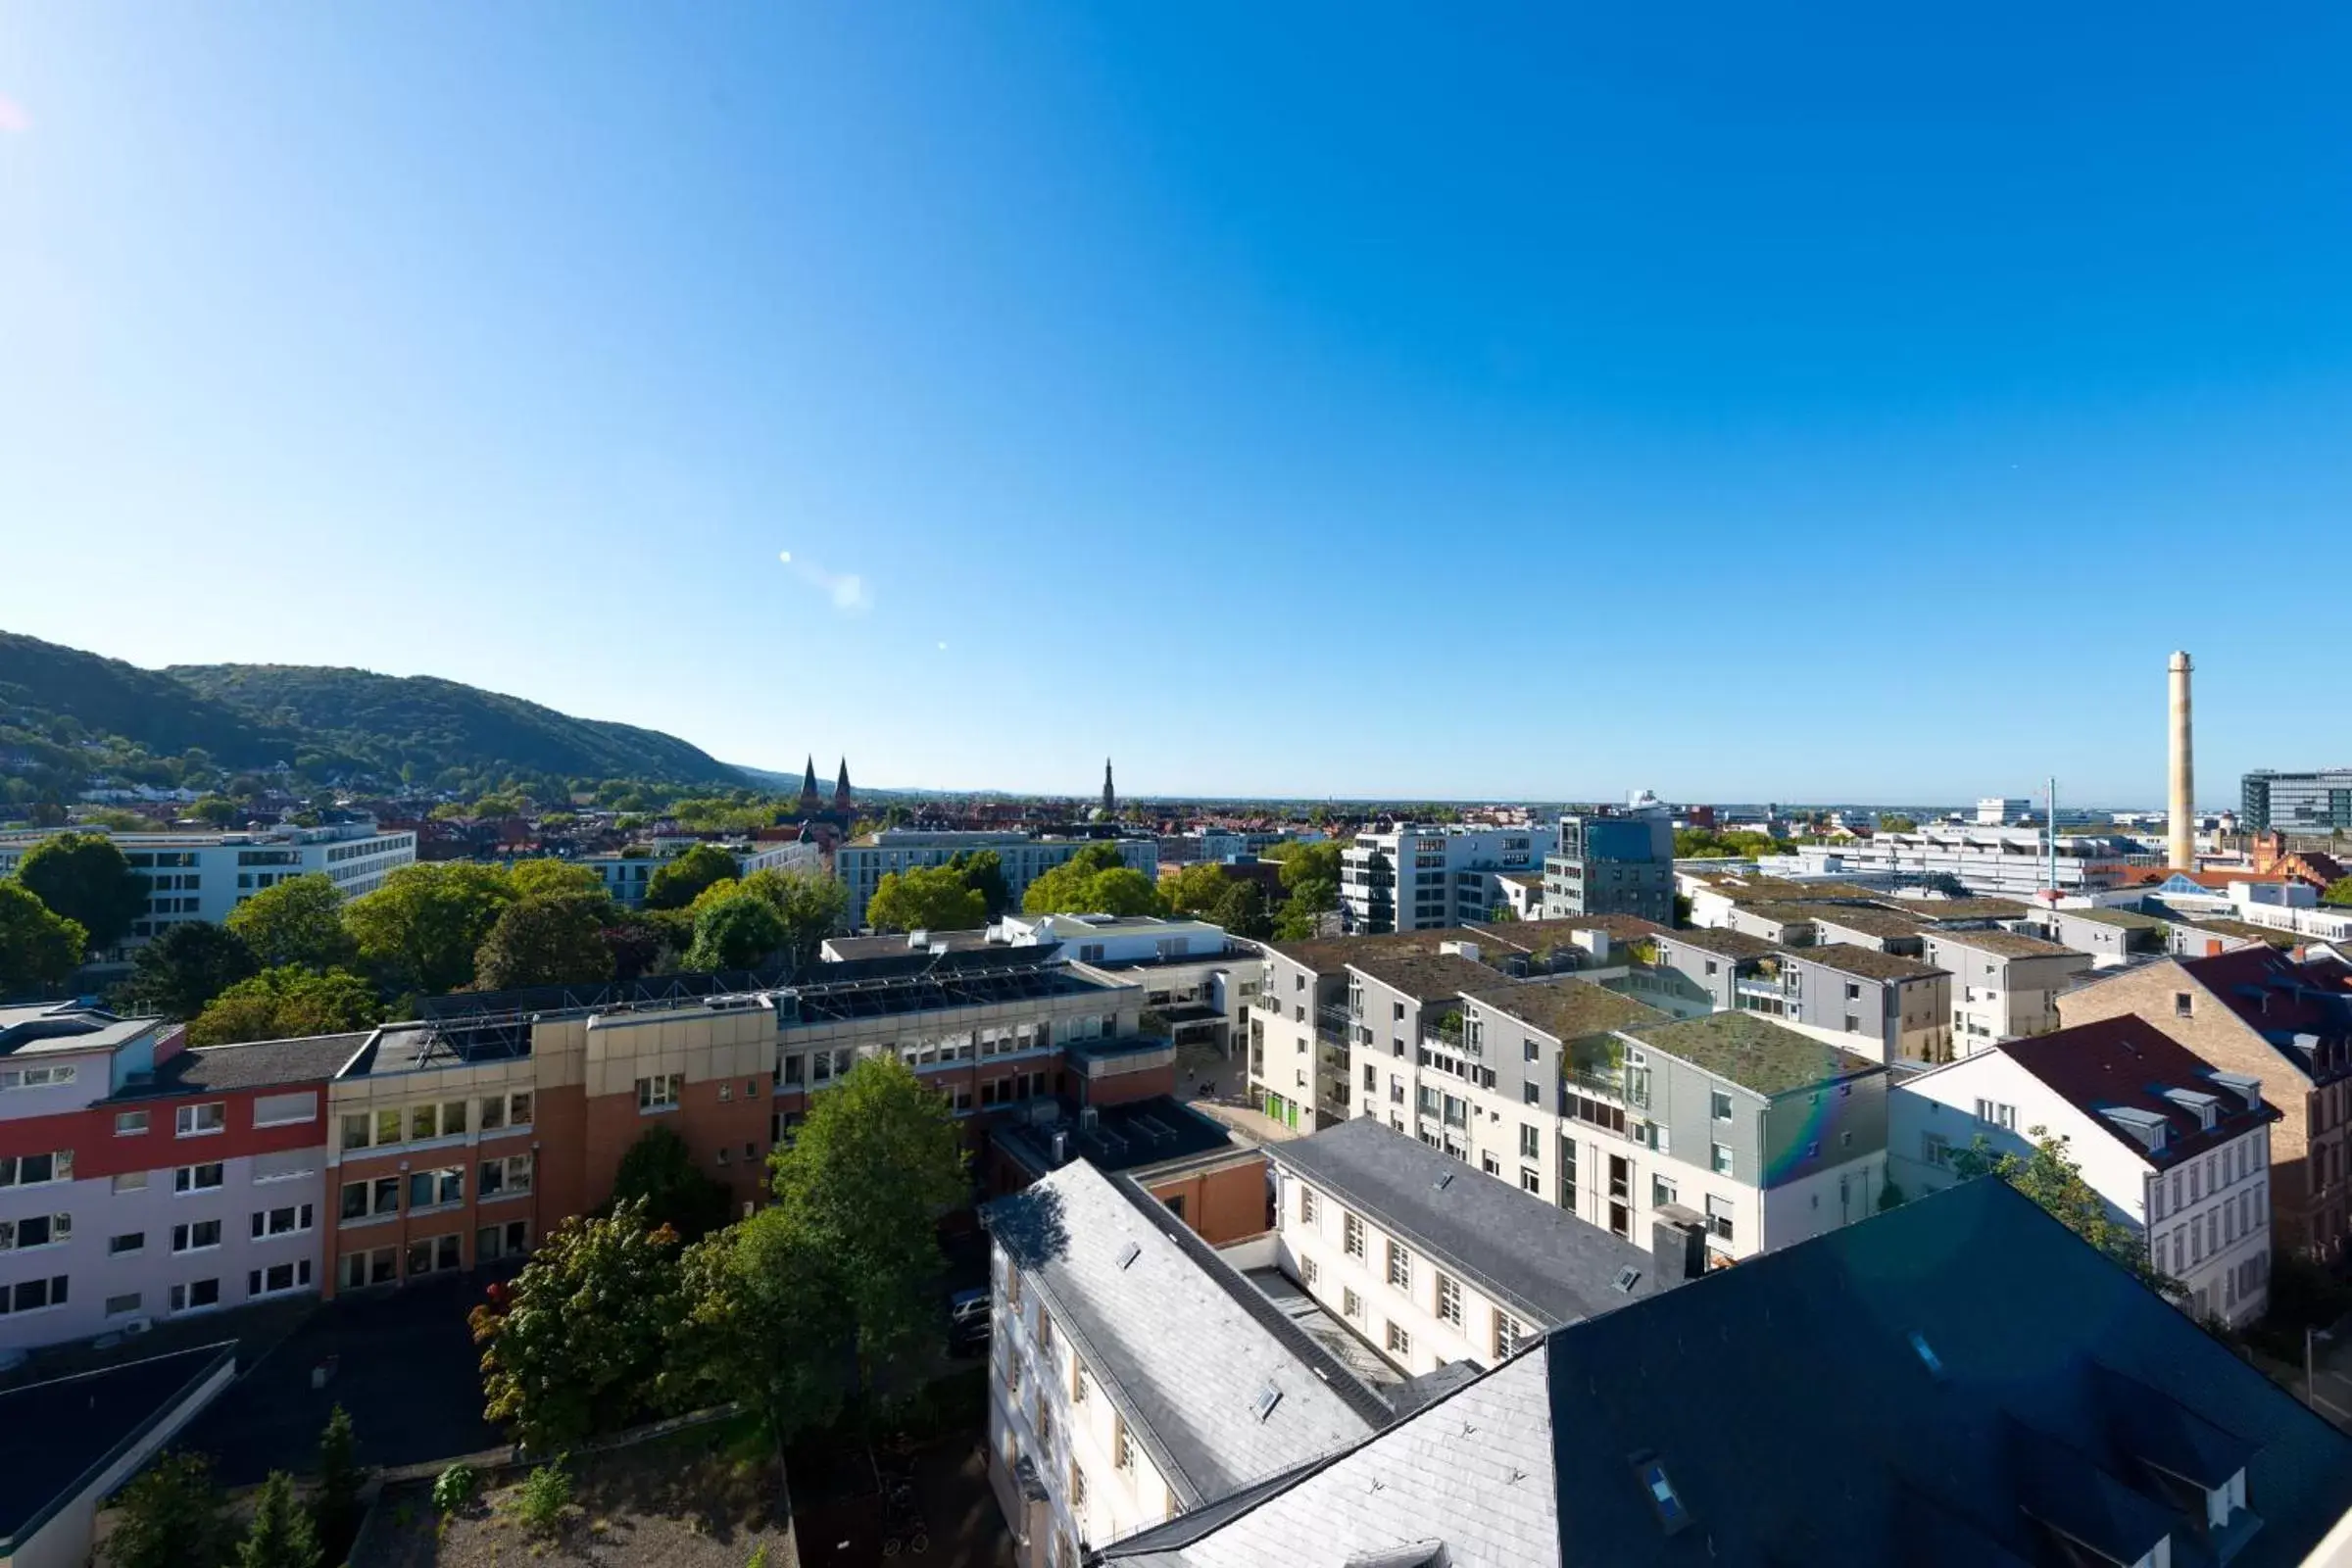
[2001,1015,2279,1169]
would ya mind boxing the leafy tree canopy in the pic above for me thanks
[737,867,850,973]
[665,1206,851,1445]
[225,872,359,970]
[469,1200,686,1448]
[768,1054,967,1379]
[2324,877,2352,908]
[124,920,258,1018]
[103,1449,227,1568]
[188,965,383,1046]
[868,864,987,933]
[0,881,87,997]
[946,849,1011,918]
[1162,862,1234,917]
[345,861,516,997]
[1209,878,1272,940]
[18,830,146,954]
[1950,1126,2172,1291]
[1273,841,1345,890]
[684,890,788,971]
[507,858,612,904]
[644,844,741,910]
[611,1123,735,1242]
[473,892,614,992]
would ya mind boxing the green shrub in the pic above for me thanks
[514,1464,571,1535]
[432,1463,480,1516]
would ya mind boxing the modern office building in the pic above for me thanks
[0,821,416,961]
[1540,812,1674,925]
[836,831,1158,928]
[2243,767,2352,834]
[1338,824,1556,935]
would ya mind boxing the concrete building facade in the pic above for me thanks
[1919,929,2092,1048]
[1338,824,1555,936]
[1539,812,1674,925]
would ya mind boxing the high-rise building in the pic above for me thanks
[1540,812,1675,925]
[1339,824,1556,935]
[2242,767,2352,834]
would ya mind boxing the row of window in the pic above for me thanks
[336,1220,531,1290]
[2148,1131,2268,1220]
[0,1063,77,1092]
[1299,1186,1526,1360]
[342,1092,534,1151]
[338,1156,533,1222]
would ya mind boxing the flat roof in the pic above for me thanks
[0,1006,170,1059]
[1790,904,1926,938]
[1661,927,1783,960]
[0,1343,236,1549]
[1889,897,2034,923]
[2057,906,2172,931]
[1624,1011,1879,1098]
[1927,928,2083,959]
[1466,975,1669,1043]
[994,1095,1241,1177]
[1270,1118,1666,1327]
[1346,951,1503,1004]
[1791,944,1945,983]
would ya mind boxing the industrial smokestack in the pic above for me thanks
[2168,651,2195,870]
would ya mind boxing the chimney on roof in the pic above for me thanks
[1650,1203,1708,1286]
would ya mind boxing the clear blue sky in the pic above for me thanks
[4,5,2346,805]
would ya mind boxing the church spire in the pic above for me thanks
[833,759,853,812]
[1102,757,1116,816]
[798,755,820,811]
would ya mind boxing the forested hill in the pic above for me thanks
[0,630,746,792]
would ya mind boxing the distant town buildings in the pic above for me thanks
[1338,823,1556,935]
[835,830,1157,928]
[1540,811,1675,925]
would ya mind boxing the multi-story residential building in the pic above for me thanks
[1539,812,1673,926]
[1268,1117,1683,1380]
[573,837,822,908]
[2034,904,2172,966]
[2059,948,2352,1260]
[836,831,1157,929]
[1920,928,2091,1048]
[1650,927,1784,1015]
[0,822,416,960]
[2243,767,2352,834]
[984,1157,1388,1568]
[1893,1015,2278,1327]
[1093,1177,2352,1568]
[1774,946,1953,1067]
[1341,948,1506,1156]
[1774,827,2151,898]
[1798,902,1928,954]
[1,943,1189,1353]
[1338,824,1556,935]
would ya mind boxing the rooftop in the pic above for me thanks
[1690,877,1884,906]
[1266,926,1491,975]
[1925,928,2082,960]
[0,1343,236,1551]
[1999,1016,2281,1170]
[2055,906,2172,932]
[1466,975,1669,1043]
[111,1032,371,1100]
[1660,926,1783,960]
[0,1004,170,1059]
[819,928,997,961]
[1270,1118,1667,1327]
[994,1095,1244,1178]
[1468,914,1672,952]
[1791,944,1946,983]
[1346,950,1506,1004]
[1886,897,2035,923]
[984,1160,1385,1510]
[1101,1178,2352,1568]
[1789,903,1926,938]
[1624,1011,1879,1098]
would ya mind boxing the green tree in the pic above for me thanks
[188,965,383,1046]
[17,831,145,954]
[684,891,789,971]
[345,862,516,996]
[643,844,741,911]
[507,858,612,903]
[1877,814,1920,833]
[124,920,258,1018]
[225,873,359,970]
[469,1200,686,1448]
[104,1450,226,1568]
[189,796,242,827]
[947,849,1012,918]
[1273,840,1345,888]
[1950,1126,2172,1289]
[868,864,987,933]
[312,1405,362,1553]
[768,1054,967,1384]
[2324,877,2352,907]
[0,881,87,997]
[611,1123,735,1241]
[1081,866,1164,916]
[235,1471,320,1568]
[665,1206,850,1445]
[1162,862,1234,917]
[1208,878,1273,940]
[472,893,615,991]
[738,867,850,973]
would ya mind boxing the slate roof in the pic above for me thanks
[1098,1179,2352,1568]
[1927,928,2083,960]
[1346,951,1503,1004]
[1465,975,1668,1043]
[1269,1118,1666,1329]
[0,1343,236,1551]
[1791,944,1944,983]
[110,1032,371,1100]
[2000,1016,2282,1170]
[1623,1011,1878,1098]
[985,1159,1383,1510]
[2181,948,2352,1079]
[1660,927,1782,960]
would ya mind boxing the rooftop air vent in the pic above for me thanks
[1433,1171,1454,1192]
[1612,1265,1643,1295]
[1116,1240,1142,1271]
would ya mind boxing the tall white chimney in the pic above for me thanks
[2168,651,2194,870]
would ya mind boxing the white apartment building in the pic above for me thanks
[1771,827,2158,898]
[983,1158,1385,1568]
[1339,823,1555,935]
[1267,1117,1678,1379]
[1919,928,2092,1048]
[0,822,416,959]
[1889,1013,2278,1327]
[836,831,1157,928]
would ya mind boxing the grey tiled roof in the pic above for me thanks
[1269,1119,1663,1327]
[109,1032,375,1100]
[986,1159,1381,1509]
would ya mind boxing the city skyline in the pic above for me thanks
[5,6,2348,799]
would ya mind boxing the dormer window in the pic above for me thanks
[2175,992,2194,1018]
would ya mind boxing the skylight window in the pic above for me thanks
[1117,1240,1142,1270]
[1629,1451,1690,1536]
[1908,1330,1944,1379]
[1250,1382,1283,1422]
[1612,1265,1643,1294]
